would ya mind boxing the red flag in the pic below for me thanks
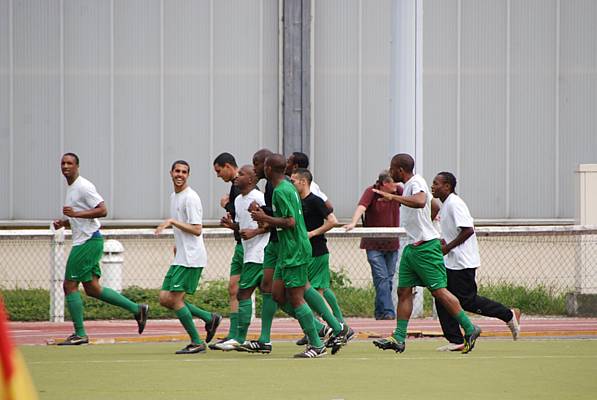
[0,297,38,400]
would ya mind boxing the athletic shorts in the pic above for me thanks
[263,241,279,270]
[161,265,203,294]
[229,243,244,276]
[279,264,308,288]
[65,237,103,283]
[239,262,264,289]
[398,239,447,290]
[307,254,330,289]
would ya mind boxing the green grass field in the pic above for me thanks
[22,339,597,400]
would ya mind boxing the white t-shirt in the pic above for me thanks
[234,188,270,263]
[439,193,480,270]
[64,176,104,246]
[310,181,328,202]
[170,187,207,268]
[400,174,440,243]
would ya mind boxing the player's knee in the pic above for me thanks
[159,293,173,309]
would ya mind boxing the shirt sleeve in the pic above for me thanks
[233,196,241,223]
[186,194,203,225]
[84,182,104,209]
[452,199,474,228]
[313,195,332,219]
[358,187,374,208]
[273,188,294,218]
[310,182,328,202]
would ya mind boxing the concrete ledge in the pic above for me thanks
[566,292,597,317]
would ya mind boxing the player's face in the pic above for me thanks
[431,175,447,199]
[170,163,190,190]
[61,155,79,179]
[235,167,253,191]
[213,163,235,182]
[379,179,397,194]
[290,173,306,192]
[285,155,295,176]
[389,160,403,183]
[253,158,265,180]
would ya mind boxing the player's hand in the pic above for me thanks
[155,219,172,235]
[52,219,65,230]
[343,222,356,231]
[250,207,267,223]
[372,189,393,202]
[240,228,259,240]
[220,213,234,229]
[248,201,261,212]
[441,242,449,255]
[62,207,78,218]
[307,231,314,239]
[220,194,230,209]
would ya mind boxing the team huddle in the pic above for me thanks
[54,150,521,358]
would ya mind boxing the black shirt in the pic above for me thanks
[301,192,332,257]
[224,180,242,244]
[262,179,278,242]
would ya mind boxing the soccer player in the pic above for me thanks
[214,165,270,351]
[155,160,221,354]
[372,154,481,354]
[211,152,243,347]
[285,152,333,210]
[291,168,355,348]
[53,153,148,345]
[431,171,521,351]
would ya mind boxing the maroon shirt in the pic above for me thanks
[358,185,402,251]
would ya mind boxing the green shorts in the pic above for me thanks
[65,237,104,282]
[161,265,203,294]
[279,264,308,288]
[307,254,330,289]
[230,243,244,276]
[398,239,447,290]
[263,241,279,269]
[239,262,264,289]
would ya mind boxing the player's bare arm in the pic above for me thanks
[250,207,295,229]
[155,219,202,236]
[372,189,426,209]
[442,226,475,255]
[308,212,337,239]
[63,202,107,219]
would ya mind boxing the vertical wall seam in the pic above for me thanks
[159,0,164,217]
[415,0,423,174]
[109,0,115,217]
[258,0,264,149]
[208,0,215,216]
[60,0,64,197]
[456,0,462,187]
[9,0,14,219]
[309,0,315,172]
[505,0,511,218]
[357,0,362,189]
[555,0,560,217]
[277,0,283,153]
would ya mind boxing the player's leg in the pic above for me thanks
[235,263,263,343]
[227,243,244,341]
[304,256,342,335]
[60,278,88,345]
[435,268,465,350]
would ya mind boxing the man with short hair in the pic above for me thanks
[54,153,148,346]
[431,171,521,351]
[285,152,333,210]
[212,152,243,347]
[372,154,481,354]
[215,165,270,351]
[155,160,221,354]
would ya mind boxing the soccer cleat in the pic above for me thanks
[208,337,230,350]
[175,342,206,354]
[293,345,327,358]
[236,340,272,354]
[372,336,405,353]
[211,338,241,351]
[135,304,149,334]
[436,342,465,352]
[204,313,222,343]
[507,308,521,340]
[296,325,333,346]
[325,324,353,354]
[57,334,89,346]
[462,325,482,354]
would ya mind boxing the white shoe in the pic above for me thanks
[507,308,521,340]
[212,338,241,351]
[436,342,465,352]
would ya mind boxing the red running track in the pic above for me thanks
[10,317,597,345]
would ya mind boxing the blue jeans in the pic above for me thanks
[366,249,398,319]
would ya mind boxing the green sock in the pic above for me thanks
[454,310,475,335]
[313,318,326,333]
[304,287,342,334]
[185,302,212,323]
[98,287,139,314]
[294,303,323,348]
[175,307,202,344]
[393,319,409,343]
[258,293,277,343]
[66,292,86,337]
[228,312,239,340]
[236,299,252,342]
[280,302,296,318]
[323,288,344,323]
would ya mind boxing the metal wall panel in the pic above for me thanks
[559,0,597,218]
[13,0,62,219]
[0,0,10,218]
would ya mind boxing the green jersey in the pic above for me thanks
[272,179,312,268]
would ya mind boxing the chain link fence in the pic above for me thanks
[1,226,597,320]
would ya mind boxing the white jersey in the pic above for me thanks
[310,181,328,202]
[170,187,207,268]
[234,189,270,263]
[64,176,104,246]
[439,193,480,270]
[400,174,439,243]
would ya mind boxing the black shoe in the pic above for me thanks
[372,336,405,353]
[326,324,352,355]
[296,325,332,346]
[135,304,149,334]
[58,334,89,346]
[294,345,326,358]
[205,313,222,343]
[237,340,272,354]
[175,342,207,354]
[208,337,229,350]
[462,325,482,354]
[295,335,308,346]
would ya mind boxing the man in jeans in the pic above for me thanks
[344,170,402,320]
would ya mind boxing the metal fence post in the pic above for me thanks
[50,225,66,322]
